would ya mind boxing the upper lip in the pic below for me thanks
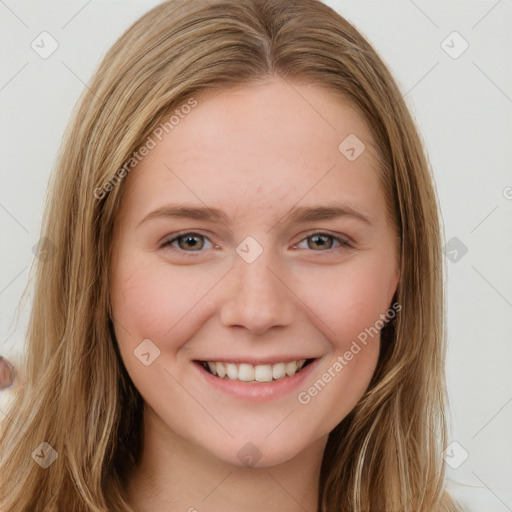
[195,356,319,365]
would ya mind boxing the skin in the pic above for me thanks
[110,77,400,512]
[0,356,16,390]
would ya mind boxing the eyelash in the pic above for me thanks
[159,231,352,257]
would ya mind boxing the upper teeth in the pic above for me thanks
[205,360,307,382]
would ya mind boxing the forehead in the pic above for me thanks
[118,79,384,226]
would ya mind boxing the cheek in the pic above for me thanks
[296,255,397,351]
[112,247,397,360]
[110,253,213,364]
[292,259,396,424]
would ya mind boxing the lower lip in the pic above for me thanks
[193,359,321,401]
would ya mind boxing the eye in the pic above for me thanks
[160,232,214,255]
[293,232,352,252]
[159,230,352,257]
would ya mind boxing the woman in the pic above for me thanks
[0,0,464,510]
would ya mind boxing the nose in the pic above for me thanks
[219,249,295,336]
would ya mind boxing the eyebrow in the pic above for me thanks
[137,202,372,228]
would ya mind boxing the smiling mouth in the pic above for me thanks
[197,359,315,383]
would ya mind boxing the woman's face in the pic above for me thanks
[110,78,399,468]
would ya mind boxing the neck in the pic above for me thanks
[125,406,327,512]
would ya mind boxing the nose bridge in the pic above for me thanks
[219,243,294,334]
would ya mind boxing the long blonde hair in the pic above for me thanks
[0,1,463,510]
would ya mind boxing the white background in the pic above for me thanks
[1,1,511,510]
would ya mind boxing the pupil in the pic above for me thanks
[311,235,330,250]
[181,235,202,250]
